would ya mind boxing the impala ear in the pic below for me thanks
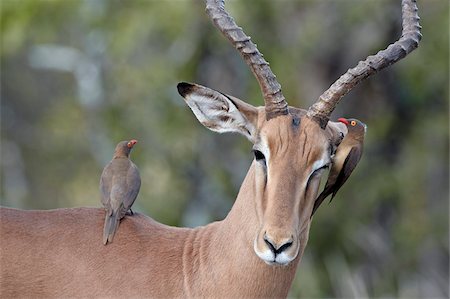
[177,82,258,143]
[326,121,348,148]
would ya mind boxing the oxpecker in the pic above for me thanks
[312,118,366,216]
[100,140,141,245]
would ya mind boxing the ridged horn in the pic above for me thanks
[307,0,422,129]
[205,0,289,120]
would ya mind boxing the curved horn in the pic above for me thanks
[307,0,422,128]
[206,0,288,120]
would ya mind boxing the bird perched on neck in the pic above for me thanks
[100,140,141,245]
[312,118,366,216]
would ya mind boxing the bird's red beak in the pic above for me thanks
[338,118,349,125]
[128,139,138,148]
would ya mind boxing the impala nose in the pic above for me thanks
[263,233,293,255]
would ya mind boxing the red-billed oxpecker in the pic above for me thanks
[100,140,141,245]
[312,118,366,216]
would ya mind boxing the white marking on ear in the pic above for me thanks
[178,83,257,142]
[327,121,348,142]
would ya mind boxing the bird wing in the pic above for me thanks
[100,162,114,209]
[329,146,363,201]
[122,162,141,213]
[312,182,332,217]
[311,145,363,217]
[311,146,350,216]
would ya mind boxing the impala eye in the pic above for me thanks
[307,164,329,190]
[312,164,329,176]
[253,150,266,163]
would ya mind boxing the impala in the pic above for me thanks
[0,0,421,297]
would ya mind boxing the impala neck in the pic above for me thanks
[199,162,307,296]
[223,162,263,243]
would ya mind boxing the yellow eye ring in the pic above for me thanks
[351,120,357,126]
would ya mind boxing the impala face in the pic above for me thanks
[178,82,345,266]
[252,114,335,265]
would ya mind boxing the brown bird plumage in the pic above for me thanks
[312,118,366,216]
[100,140,141,245]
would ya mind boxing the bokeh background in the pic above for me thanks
[1,0,448,297]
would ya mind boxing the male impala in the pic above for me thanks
[0,0,421,297]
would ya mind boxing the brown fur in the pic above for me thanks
[1,168,298,298]
[0,105,344,298]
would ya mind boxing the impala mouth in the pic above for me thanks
[253,237,299,266]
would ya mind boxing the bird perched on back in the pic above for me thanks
[100,140,141,245]
[312,118,366,216]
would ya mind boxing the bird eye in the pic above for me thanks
[252,149,266,164]
[351,120,357,126]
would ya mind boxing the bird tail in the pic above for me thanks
[103,209,120,245]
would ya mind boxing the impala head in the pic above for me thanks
[177,83,344,265]
[250,111,343,265]
[178,0,421,265]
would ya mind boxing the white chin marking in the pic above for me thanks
[253,240,295,266]
[254,240,275,262]
[275,252,294,265]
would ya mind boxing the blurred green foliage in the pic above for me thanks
[1,0,448,297]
